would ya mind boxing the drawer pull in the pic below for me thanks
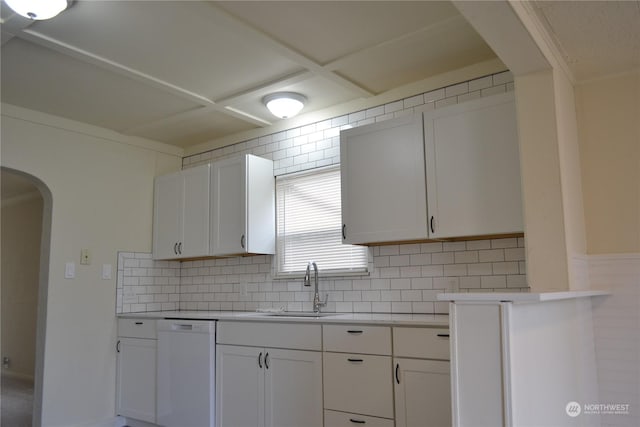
[350,419,366,424]
[437,333,450,338]
[265,352,270,370]
[135,322,143,325]
[347,358,364,363]
[258,352,263,369]
[395,363,400,384]
[347,330,363,335]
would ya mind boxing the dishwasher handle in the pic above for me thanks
[158,319,216,334]
[172,324,194,331]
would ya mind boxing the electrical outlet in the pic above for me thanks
[80,248,91,265]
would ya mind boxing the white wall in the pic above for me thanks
[576,71,640,255]
[0,105,182,427]
[576,71,640,427]
[1,193,43,379]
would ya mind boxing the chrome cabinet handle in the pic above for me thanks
[178,242,182,254]
[173,242,178,254]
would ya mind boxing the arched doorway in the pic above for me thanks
[1,167,52,427]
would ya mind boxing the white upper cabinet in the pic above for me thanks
[340,113,428,245]
[339,91,523,245]
[423,92,523,238]
[152,164,210,260]
[210,154,275,256]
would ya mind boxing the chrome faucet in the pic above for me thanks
[304,261,327,313]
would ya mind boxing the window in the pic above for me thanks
[276,166,368,276]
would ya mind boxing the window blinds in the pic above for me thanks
[276,166,368,275]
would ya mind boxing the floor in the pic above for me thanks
[1,373,33,427]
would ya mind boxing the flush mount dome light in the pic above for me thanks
[4,0,68,20]
[263,92,307,119]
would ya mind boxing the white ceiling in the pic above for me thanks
[532,0,640,82]
[0,0,497,149]
[1,1,637,155]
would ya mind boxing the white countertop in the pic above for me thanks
[117,310,449,327]
[437,290,609,303]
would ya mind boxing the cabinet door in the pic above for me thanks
[340,114,428,244]
[264,349,323,427]
[424,92,523,238]
[116,338,156,423]
[216,345,264,427]
[211,157,246,255]
[181,164,210,258]
[323,353,394,419]
[394,358,451,427]
[153,172,184,259]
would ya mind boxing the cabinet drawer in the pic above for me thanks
[393,327,450,360]
[323,325,391,355]
[323,352,393,418]
[324,410,394,427]
[118,318,157,339]
[217,321,321,351]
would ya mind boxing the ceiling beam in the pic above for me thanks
[451,0,552,77]
[16,29,216,107]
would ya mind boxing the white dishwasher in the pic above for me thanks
[157,319,216,427]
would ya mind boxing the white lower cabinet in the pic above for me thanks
[216,345,322,427]
[394,358,451,427]
[323,325,394,426]
[216,321,323,427]
[216,345,263,427]
[393,327,452,427]
[116,319,157,424]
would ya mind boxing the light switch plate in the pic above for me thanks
[65,262,75,279]
[102,264,112,280]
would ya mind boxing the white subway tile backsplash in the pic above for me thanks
[445,81,469,97]
[424,88,446,103]
[493,70,514,85]
[469,75,493,91]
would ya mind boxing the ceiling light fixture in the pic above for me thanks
[263,92,307,119]
[4,0,68,20]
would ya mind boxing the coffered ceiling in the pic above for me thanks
[1,1,497,149]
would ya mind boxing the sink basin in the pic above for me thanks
[259,311,339,318]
